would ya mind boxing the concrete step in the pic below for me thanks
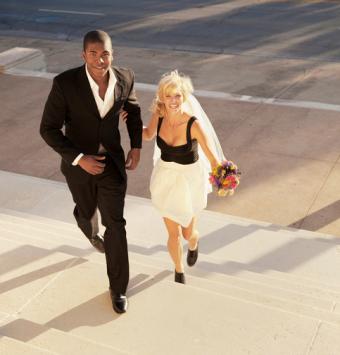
[131,250,340,309]
[2,209,340,353]
[2,207,340,302]
[1,208,340,311]
[1,169,340,292]
[0,336,56,355]
[6,256,340,355]
[2,214,340,328]
[0,208,82,240]
[128,255,340,327]
[0,47,46,73]
[3,195,340,296]
[0,317,127,355]
[202,208,340,243]
[126,235,340,298]
[0,209,339,304]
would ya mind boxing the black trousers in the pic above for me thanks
[64,155,129,294]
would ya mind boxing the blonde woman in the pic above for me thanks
[122,71,224,283]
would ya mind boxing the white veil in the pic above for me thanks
[153,94,225,193]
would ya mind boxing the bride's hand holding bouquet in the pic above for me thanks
[209,160,241,196]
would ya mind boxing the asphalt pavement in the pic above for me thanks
[1,0,340,61]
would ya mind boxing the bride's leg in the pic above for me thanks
[182,217,199,267]
[182,217,198,251]
[163,217,184,273]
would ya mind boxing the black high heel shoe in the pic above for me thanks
[187,242,199,267]
[174,271,186,284]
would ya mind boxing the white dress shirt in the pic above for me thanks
[72,65,117,165]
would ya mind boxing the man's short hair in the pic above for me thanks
[83,30,112,51]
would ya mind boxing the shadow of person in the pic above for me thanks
[0,257,87,294]
[41,271,171,332]
[289,200,340,232]
[0,318,49,342]
[45,291,118,331]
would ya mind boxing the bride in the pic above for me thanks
[121,70,225,284]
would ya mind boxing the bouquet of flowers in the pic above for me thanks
[209,160,241,196]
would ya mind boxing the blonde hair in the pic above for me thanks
[151,70,194,117]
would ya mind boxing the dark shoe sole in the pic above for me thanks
[113,302,128,314]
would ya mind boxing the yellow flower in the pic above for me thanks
[218,189,228,197]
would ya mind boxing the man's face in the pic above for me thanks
[83,40,113,78]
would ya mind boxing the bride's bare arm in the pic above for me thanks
[120,110,158,141]
[142,112,158,141]
[192,121,220,169]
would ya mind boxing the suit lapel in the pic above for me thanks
[113,66,125,102]
[77,65,101,118]
[102,67,125,120]
[114,80,123,102]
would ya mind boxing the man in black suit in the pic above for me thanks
[40,30,142,313]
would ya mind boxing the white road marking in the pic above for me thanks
[38,8,105,16]
[135,83,340,112]
[5,68,340,113]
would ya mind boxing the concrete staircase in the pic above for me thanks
[0,170,340,354]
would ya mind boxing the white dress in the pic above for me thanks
[149,117,210,227]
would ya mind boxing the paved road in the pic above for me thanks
[1,0,340,61]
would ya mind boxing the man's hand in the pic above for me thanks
[78,155,106,175]
[125,148,141,170]
[119,109,128,123]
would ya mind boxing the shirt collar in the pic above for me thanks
[85,65,116,92]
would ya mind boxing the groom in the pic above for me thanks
[40,30,143,313]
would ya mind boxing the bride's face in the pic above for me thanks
[163,88,184,114]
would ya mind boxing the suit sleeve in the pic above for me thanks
[40,78,82,164]
[123,70,143,149]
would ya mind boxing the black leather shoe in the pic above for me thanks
[174,271,185,284]
[89,235,105,253]
[187,242,199,267]
[110,288,128,313]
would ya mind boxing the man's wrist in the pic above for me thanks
[72,153,84,166]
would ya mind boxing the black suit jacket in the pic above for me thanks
[40,65,143,181]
